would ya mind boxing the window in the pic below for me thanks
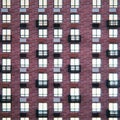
[92,73,101,83]
[54,73,63,83]
[2,88,11,95]
[71,14,79,23]
[20,44,29,53]
[38,88,47,97]
[71,0,79,8]
[109,88,118,97]
[70,88,79,96]
[38,103,48,111]
[20,73,29,83]
[109,44,118,50]
[92,88,101,97]
[20,59,29,67]
[54,118,62,120]
[92,58,101,67]
[2,118,11,120]
[92,0,101,8]
[109,29,118,38]
[38,73,47,81]
[109,14,118,21]
[109,0,118,8]
[39,29,48,38]
[70,103,79,112]
[109,73,118,80]
[70,29,79,36]
[20,103,29,112]
[2,73,11,82]
[92,44,101,53]
[109,59,118,68]
[109,103,118,111]
[20,29,29,38]
[39,0,47,8]
[54,44,63,53]
[38,14,48,26]
[54,0,62,8]
[38,44,48,51]
[2,14,11,23]
[2,103,11,111]
[92,103,101,112]
[92,14,101,23]
[70,73,79,82]
[54,88,62,97]
[38,59,47,67]
[2,59,11,69]
[54,29,63,38]
[70,58,79,66]
[70,44,80,53]
[2,44,11,53]
[54,14,63,23]
[109,118,118,120]
[20,88,29,97]
[92,29,101,38]
[70,118,79,120]
[54,103,63,112]
[2,0,11,8]
[20,14,29,23]
[20,118,29,120]
[20,0,29,8]
[38,118,48,120]
[54,58,63,67]
[2,29,11,42]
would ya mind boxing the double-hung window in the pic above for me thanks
[54,58,63,68]
[54,103,63,112]
[109,29,118,38]
[71,14,80,23]
[92,73,101,83]
[92,29,101,38]
[109,59,118,68]
[70,103,79,112]
[54,0,62,8]
[109,0,118,8]
[38,44,48,57]
[71,0,79,8]
[2,103,11,112]
[20,0,29,8]
[2,0,11,8]
[39,29,48,38]
[54,44,63,53]
[70,44,80,53]
[92,44,101,53]
[92,103,101,112]
[20,73,29,83]
[70,73,79,82]
[92,88,101,97]
[92,14,101,23]
[20,44,29,53]
[2,44,11,53]
[92,58,101,68]
[54,14,63,23]
[2,29,11,42]
[20,14,29,23]
[20,88,29,97]
[20,29,29,38]
[20,59,29,68]
[20,103,29,112]
[54,29,63,38]
[54,88,62,97]
[2,14,11,23]
[92,0,101,8]
[39,0,47,8]
[54,73,63,83]
[70,29,80,41]
[2,73,11,82]
[38,88,47,97]
[38,14,48,26]
[109,88,118,97]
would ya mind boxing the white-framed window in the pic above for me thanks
[109,73,118,80]
[70,73,79,82]
[20,0,29,8]
[92,118,101,120]
[54,58,63,67]
[20,88,29,97]
[38,103,48,111]
[2,29,11,41]
[54,29,63,38]
[92,88,101,97]
[38,14,48,26]
[54,88,62,97]
[39,0,47,8]
[109,0,118,8]
[38,59,47,67]
[70,118,79,120]
[38,88,47,97]
[2,58,11,67]
[70,44,80,53]
[70,58,79,66]
[20,14,29,23]
[38,118,48,120]
[71,0,79,8]
[109,29,118,38]
[92,14,101,23]
[109,14,118,21]
[92,73,101,83]
[20,103,29,112]
[2,73,11,82]
[2,118,11,120]
[20,73,29,83]
[2,0,11,8]
[39,29,48,38]
[109,103,118,111]
[20,118,29,120]
[70,88,79,96]
[20,44,29,53]
[70,103,79,112]
[92,0,101,8]
[92,44,101,53]
[92,103,101,112]
[20,29,29,38]
[2,103,11,111]
[2,44,11,53]
[54,0,62,8]
[71,14,80,23]
[92,58,101,67]
[109,88,118,97]
[54,118,62,120]
[92,29,101,38]
[54,103,63,112]
[2,14,11,23]
[54,14,63,23]
[109,44,118,50]
[54,73,63,83]
[54,44,63,53]
[109,59,118,68]
[20,59,29,67]
[109,118,118,120]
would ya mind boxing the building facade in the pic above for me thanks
[0,0,120,120]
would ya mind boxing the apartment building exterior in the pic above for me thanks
[0,0,120,120]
